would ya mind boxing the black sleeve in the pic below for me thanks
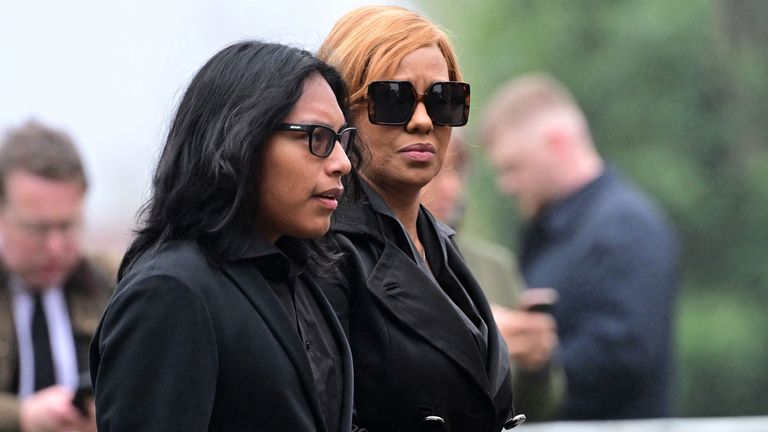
[561,210,676,394]
[91,274,218,431]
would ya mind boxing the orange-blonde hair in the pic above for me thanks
[317,6,463,117]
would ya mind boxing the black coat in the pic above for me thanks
[320,184,514,432]
[90,240,353,432]
[521,168,678,419]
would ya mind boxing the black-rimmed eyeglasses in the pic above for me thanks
[275,123,356,158]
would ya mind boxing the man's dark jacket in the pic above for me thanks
[521,168,678,420]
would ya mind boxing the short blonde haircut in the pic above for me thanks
[318,6,463,117]
[482,73,580,143]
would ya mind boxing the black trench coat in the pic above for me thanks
[320,183,515,432]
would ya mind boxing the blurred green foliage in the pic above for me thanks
[418,0,768,417]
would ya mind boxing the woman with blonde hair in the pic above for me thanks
[317,6,520,431]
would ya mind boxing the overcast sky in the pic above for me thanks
[0,0,413,251]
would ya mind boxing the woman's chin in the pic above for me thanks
[290,221,331,240]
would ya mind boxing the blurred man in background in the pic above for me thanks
[0,121,110,432]
[422,131,565,421]
[482,73,678,420]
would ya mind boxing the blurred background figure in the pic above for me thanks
[482,73,679,420]
[0,121,110,432]
[421,130,565,421]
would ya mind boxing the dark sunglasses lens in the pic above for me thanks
[370,82,416,125]
[311,126,335,157]
[425,83,469,126]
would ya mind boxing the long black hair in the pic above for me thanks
[119,40,353,279]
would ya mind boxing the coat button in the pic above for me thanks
[422,416,445,431]
[503,414,526,429]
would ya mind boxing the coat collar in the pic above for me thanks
[332,182,387,243]
[336,180,508,400]
[332,180,456,251]
[441,236,512,398]
[365,243,493,391]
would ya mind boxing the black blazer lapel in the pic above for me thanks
[444,241,512,398]
[366,242,491,396]
[302,274,354,432]
[428,211,512,399]
[221,262,327,432]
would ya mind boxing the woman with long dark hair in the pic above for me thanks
[90,41,356,431]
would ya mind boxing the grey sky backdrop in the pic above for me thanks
[0,0,412,251]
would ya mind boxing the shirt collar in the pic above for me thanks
[8,273,62,297]
[232,233,308,282]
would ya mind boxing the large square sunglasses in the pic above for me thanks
[275,123,356,158]
[367,80,470,127]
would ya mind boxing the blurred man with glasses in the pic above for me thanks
[0,121,110,432]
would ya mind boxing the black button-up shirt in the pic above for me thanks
[242,235,342,432]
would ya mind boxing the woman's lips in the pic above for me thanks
[314,186,343,210]
[399,143,436,162]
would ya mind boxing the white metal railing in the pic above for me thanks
[517,416,768,432]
